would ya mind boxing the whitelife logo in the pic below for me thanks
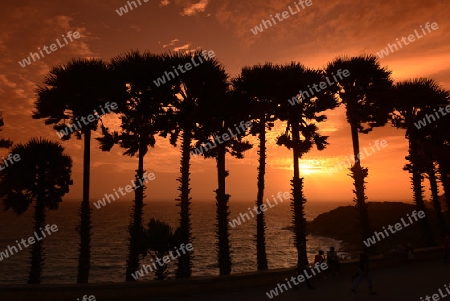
[18,31,81,68]
[287,69,350,106]
[77,295,96,301]
[0,153,21,171]
[130,243,193,280]
[419,282,450,301]
[55,102,118,139]
[376,22,439,58]
[266,263,328,299]
[363,210,425,247]
[326,140,388,176]
[191,120,252,156]
[115,0,149,16]
[0,224,58,261]
[93,172,156,209]
[414,105,450,129]
[153,50,216,87]
[250,0,313,35]
[229,191,290,228]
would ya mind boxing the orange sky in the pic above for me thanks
[0,0,449,202]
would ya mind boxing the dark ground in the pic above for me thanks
[129,256,449,301]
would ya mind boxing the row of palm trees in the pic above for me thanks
[1,52,449,284]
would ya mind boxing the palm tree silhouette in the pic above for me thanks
[275,62,337,276]
[326,55,393,243]
[433,117,450,212]
[427,162,447,236]
[423,107,450,217]
[97,51,175,281]
[409,98,450,237]
[141,218,178,280]
[439,155,450,212]
[418,133,448,237]
[0,111,13,148]
[33,58,122,283]
[391,78,450,246]
[0,138,72,284]
[161,51,232,278]
[193,78,252,275]
[233,64,280,271]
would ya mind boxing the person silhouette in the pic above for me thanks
[326,246,340,275]
[444,231,450,263]
[314,250,325,266]
[314,250,327,279]
[351,247,376,295]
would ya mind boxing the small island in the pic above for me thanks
[308,201,447,258]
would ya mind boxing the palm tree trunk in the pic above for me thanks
[215,144,231,275]
[28,197,45,284]
[291,122,308,274]
[176,129,193,278]
[427,163,447,237]
[256,117,268,271]
[349,124,371,244]
[438,160,450,211]
[125,141,145,281]
[408,139,435,246]
[411,165,435,246]
[77,129,92,284]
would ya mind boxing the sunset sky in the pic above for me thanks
[1,0,449,203]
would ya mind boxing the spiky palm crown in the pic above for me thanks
[326,54,393,134]
[34,58,124,140]
[0,138,72,214]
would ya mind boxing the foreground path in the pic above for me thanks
[1,250,446,300]
[129,257,449,301]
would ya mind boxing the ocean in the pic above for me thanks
[0,199,351,284]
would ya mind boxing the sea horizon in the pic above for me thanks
[0,200,357,284]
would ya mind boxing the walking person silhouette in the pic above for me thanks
[351,247,376,295]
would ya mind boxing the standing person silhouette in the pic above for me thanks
[314,250,326,266]
[314,250,327,279]
[351,247,376,295]
[326,246,340,275]
[444,231,450,263]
